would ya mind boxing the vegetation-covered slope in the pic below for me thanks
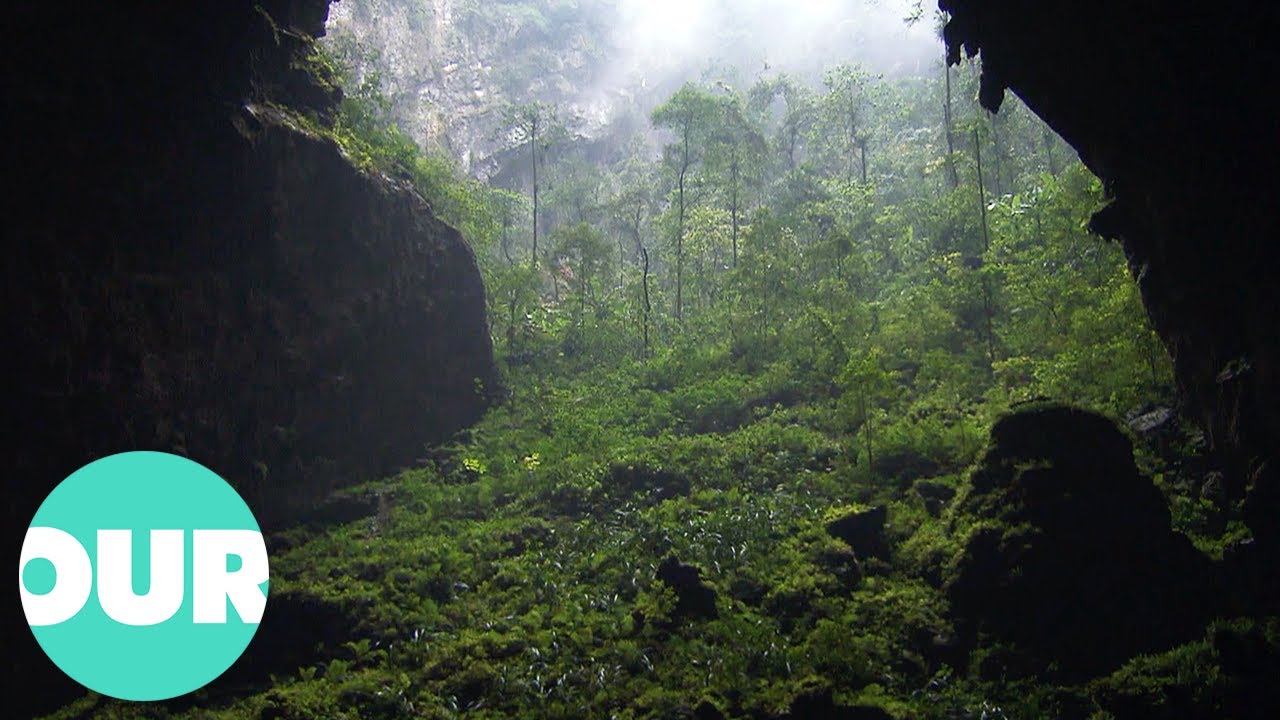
[45,320,1274,719]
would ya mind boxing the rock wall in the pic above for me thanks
[324,0,620,177]
[939,1,1280,549]
[7,0,498,522]
[5,3,497,710]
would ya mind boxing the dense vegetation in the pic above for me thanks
[41,8,1278,720]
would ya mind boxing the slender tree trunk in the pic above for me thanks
[974,127,996,371]
[943,60,960,190]
[990,114,1004,197]
[731,155,740,268]
[677,167,686,322]
[975,129,992,255]
[1043,126,1059,175]
[641,246,652,357]
[859,139,868,184]
[530,117,539,269]
[848,89,858,184]
[507,294,517,350]
[676,116,690,323]
[860,390,874,470]
[632,204,644,257]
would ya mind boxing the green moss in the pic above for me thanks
[1090,618,1280,719]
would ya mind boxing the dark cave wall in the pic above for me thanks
[6,1,498,711]
[5,0,498,532]
[8,105,497,524]
[939,0,1280,549]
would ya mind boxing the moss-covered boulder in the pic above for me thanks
[657,556,719,621]
[825,504,890,561]
[944,403,1215,681]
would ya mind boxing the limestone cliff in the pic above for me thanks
[324,0,622,175]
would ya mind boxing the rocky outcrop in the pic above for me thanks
[825,505,890,561]
[938,1,1280,550]
[324,0,620,176]
[7,0,497,524]
[913,478,958,517]
[944,403,1214,681]
[657,556,720,621]
[6,2,496,713]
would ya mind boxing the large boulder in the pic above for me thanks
[944,403,1214,681]
[825,505,890,561]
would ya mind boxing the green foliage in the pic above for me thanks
[1089,618,1280,719]
[63,28,1232,720]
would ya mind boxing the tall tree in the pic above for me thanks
[749,72,815,171]
[546,151,606,227]
[973,126,997,371]
[609,148,658,287]
[504,101,559,269]
[707,91,767,268]
[550,222,610,333]
[818,65,872,185]
[490,189,528,267]
[652,83,720,323]
[934,12,961,190]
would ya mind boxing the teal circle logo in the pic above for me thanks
[18,451,269,701]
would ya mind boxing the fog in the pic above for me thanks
[325,0,944,168]
[609,0,940,87]
[555,0,943,140]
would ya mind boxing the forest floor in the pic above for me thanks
[40,337,1277,720]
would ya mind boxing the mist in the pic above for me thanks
[568,0,942,144]
[324,0,944,169]
[609,0,939,87]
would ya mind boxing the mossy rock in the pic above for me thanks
[944,403,1216,681]
[1090,618,1280,719]
[825,504,890,561]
